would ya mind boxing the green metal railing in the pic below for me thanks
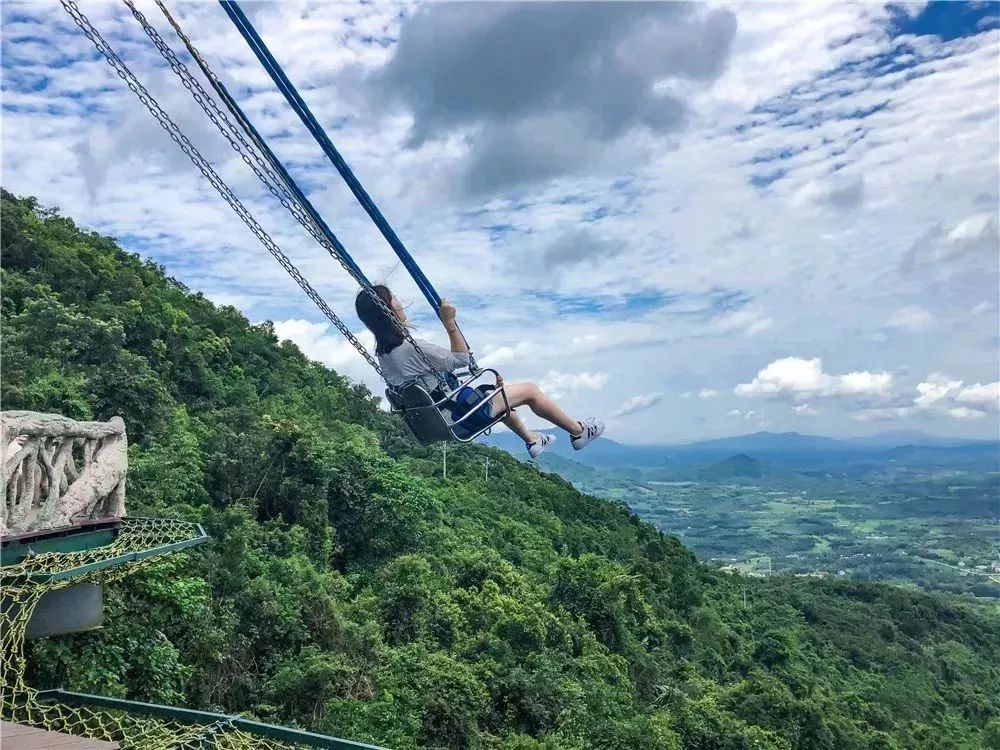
[4,518,387,749]
[1,519,210,582]
[37,690,386,750]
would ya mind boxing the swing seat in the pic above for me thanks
[387,368,510,444]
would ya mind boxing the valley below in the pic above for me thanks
[509,433,1000,601]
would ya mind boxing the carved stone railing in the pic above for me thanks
[1,411,127,536]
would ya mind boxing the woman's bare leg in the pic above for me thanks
[492,382,581,436]
[502,408,539,444]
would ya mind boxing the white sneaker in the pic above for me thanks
[570,419,605,451]
[527,433,555,459]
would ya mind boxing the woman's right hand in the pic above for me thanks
[440,299,457,325]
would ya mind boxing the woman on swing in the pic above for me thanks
[356,285,605,458]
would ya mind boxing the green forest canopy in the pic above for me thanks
[2,189,998,749]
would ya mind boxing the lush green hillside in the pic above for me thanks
[2,190,998,750]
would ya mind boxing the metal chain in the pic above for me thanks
[58,0,385,377]
[125,0,448,387]
[134,1,323,247]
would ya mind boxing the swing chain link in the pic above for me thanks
[123,0,449,388]
[132,1,321,246]
[59,0,385,378]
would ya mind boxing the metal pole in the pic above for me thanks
[442,443,447,480]
[484,456,489,482]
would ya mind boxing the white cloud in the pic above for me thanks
[792,403,819,416]
[745,318,774,337]
[955,381,1000,407]
[540,370,609,399]
[273,319,374,369]
[836,370,895,396]
[852,375,999,422]
[794,174,866,210]
[736,357,825,396]
[849,407,912,422]
[948,406,987,420]
[886,305,935,331]
[923,378,1000,420]
[947,212,997,245]
[614,393,663,417]
[901,212,999,302]
[913,373,965,409]
[714,308,773,337]
[478,340,536,368]
[735,357,893,398]
[727,409,757,419]
[698,388,719,399]
[369,3,738,194]
[272,318,384,393]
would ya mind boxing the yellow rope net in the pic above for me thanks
[0,518,325,749]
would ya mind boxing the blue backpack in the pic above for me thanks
[442,375,497,439]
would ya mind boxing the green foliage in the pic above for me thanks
[3,189,998,749]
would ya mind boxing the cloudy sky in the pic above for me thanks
[2,1,998,443]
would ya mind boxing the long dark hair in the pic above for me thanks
[355,284,404,355]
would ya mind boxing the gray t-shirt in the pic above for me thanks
[378,339,470,392]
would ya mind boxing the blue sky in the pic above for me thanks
[2,1,998,443]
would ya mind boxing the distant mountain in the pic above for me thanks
[879,442,1000,465]
[485,430,999,472]
[699,453,764,480]
[671,431,845,454]
[487,430,846,467]
[843,431,996,448]
[643,431,864,469]
[483,430,668,466]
